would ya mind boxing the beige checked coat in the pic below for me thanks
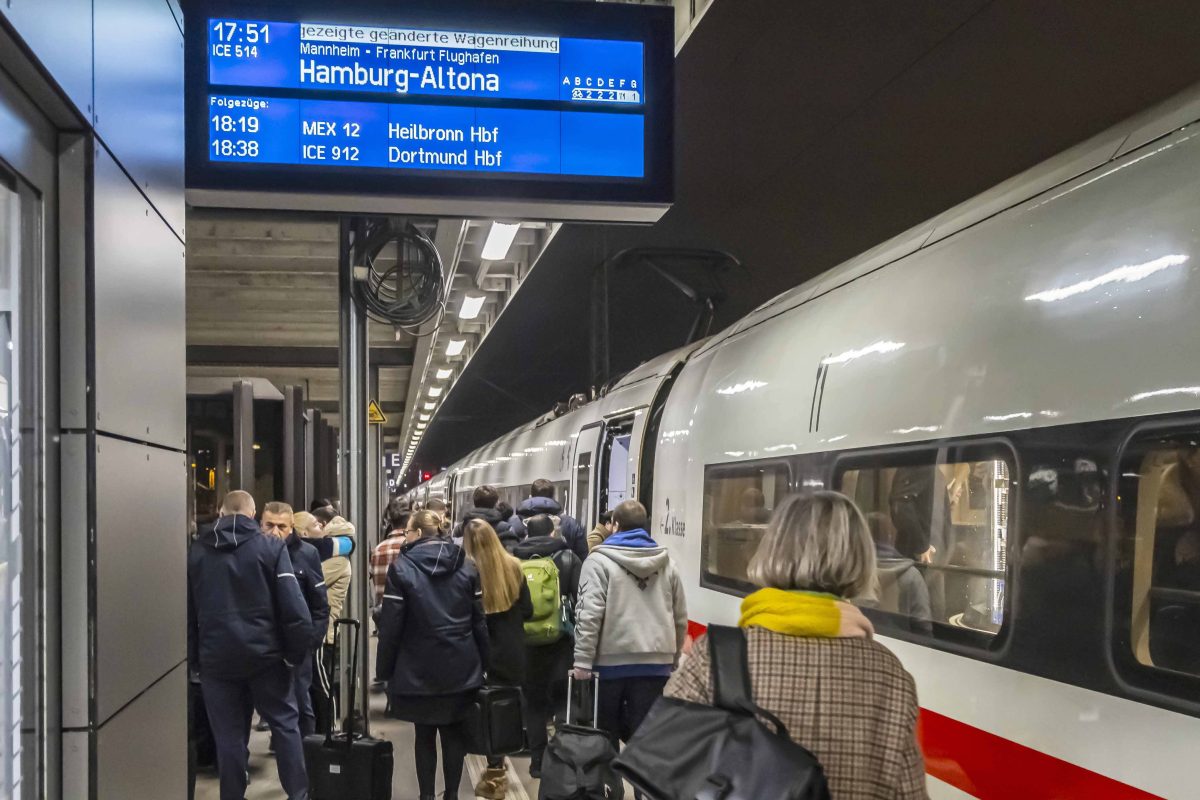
[664,628,928,799]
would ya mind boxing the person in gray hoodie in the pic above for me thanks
[572,499,687,755]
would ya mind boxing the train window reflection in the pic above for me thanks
[838,455,1011,636]
[701,462,790,594]
[1125,439,1200,676]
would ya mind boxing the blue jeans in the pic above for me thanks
[202,662,308,800]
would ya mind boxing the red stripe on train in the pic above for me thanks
[687,621,1162,798]
[918,708,1162,799]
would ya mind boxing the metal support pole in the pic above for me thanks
[283,384,305,508]
[231,379,255,491]
[338,217,372,735]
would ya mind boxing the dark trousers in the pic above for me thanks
[521,678,562,766]
[292,654,316,737]
[202,663,309,800]
[413,720,469,796]
[595,675,668,745]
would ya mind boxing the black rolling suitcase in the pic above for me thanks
[465,685,526,757]
[304,619,394,800]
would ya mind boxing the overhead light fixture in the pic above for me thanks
[416,423,426,430]
[419,414,431,421]
[428,387,443,397]
[435,368,453,380]
[423,402,436,411]
[446,338,466,357]
[458,294,486,320]
[481,221,521,261]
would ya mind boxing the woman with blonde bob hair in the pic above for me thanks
[461,518,533,798]
[664,491,928,799]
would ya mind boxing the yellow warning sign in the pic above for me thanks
[368,400,387,425]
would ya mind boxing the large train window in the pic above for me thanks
[1119,433,1200,678]
[701,461,791,595]
[836,448,1013,645]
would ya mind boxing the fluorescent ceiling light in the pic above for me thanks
[446,338,466,357]
[428,386,443,397]
[481,221,521,261]
[419,414,431,421]
[416,423,426,430]
[458,294,486,321]
[435,368,453,380]
[423,402,436,410]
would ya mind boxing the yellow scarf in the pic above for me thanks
[739,588,841,638]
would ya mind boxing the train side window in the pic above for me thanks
[1120,435,1200,677]
[701,461,791,595]
[837,451,1013,641]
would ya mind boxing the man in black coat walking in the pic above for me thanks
[452,484,518,551]
[187,490,313,800]
[262,500,330,737]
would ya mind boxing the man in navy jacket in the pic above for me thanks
[262,500,330,737]
[188,490,312,800]
[508,478,589,560]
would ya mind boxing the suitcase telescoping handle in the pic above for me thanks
[565,673,599,727]
[325,618,361,747]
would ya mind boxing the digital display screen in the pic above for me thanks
[186,2,674,220]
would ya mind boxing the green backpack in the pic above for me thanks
[521,557,563,645]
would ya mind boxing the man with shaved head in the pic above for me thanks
[188,490,313,800]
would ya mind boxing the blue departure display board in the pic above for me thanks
[186,1,674,219]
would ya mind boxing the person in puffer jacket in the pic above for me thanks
[572,500,687,761]
[318,516,356,644]
[508,478,589,559]
[187,490,311,800]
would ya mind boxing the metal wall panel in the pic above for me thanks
[93,0,185,238]
[95,435,187,724]
[0,0,93,119]
[59,434,89,730]
[96,664,187,800]
[93,148,187,450]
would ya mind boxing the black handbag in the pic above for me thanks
[464,685,526,757]
[613,626,831,800]
[539,675,625,800]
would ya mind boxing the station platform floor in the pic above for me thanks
[194,633,624,800]
[193,676,542,800]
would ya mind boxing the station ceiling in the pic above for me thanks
[413,0,1200,472]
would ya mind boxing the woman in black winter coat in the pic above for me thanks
[376,510,489,800]
[462,518,532,799]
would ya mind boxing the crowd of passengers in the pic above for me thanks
[187,479,929,800]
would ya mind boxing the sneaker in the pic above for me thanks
[254,718,270,732]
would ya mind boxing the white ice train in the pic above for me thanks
[407,84,1200,798]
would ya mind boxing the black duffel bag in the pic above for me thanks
[613,625,830,800]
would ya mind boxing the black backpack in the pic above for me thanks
[613,626,831,800]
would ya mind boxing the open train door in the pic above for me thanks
[570,422,604,529]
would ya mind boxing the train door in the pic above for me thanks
[571,423,603,529]
[0,62,60,799]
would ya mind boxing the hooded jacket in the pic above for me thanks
[873,543,933,635]
[187,514,312,679]
[573,528,687,670]
[320,517,356,643]
[285,532,331,651]
[453,506,518,552]
[509,496,589,560]
[376,536,490,697]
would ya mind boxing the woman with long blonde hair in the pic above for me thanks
[462,518,532,798]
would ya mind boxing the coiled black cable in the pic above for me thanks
[352,219,446,334]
